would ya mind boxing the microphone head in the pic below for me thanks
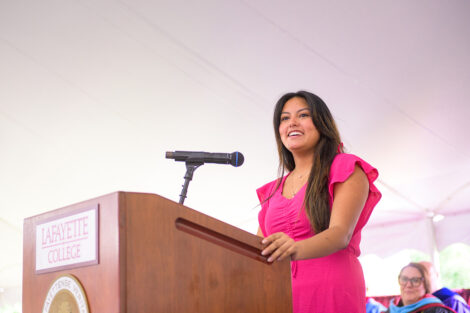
[230,151,244,167]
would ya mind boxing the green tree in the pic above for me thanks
[440,243,470,289]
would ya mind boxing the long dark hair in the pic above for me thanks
[273,91,343,233]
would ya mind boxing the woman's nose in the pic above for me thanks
[289,116,298,127]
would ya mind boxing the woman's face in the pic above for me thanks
[399,266,426,306]
[278,97,320,155]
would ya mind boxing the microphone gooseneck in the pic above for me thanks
[166,150,244,204]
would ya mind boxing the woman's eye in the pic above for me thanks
[280,116,289,121]
[300,113,310,118]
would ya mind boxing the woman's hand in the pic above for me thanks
[261,232,297,262]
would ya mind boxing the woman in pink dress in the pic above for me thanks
[257,91,382,313]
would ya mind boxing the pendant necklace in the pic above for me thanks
[290,171,308,198]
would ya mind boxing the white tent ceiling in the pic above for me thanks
[1,0,470,292]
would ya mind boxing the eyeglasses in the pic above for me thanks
[398,276,424,287]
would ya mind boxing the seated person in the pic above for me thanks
[420,261,470,313]
[386,262,456,313]
[367,297,387,313]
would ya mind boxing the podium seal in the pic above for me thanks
[42,274,89,313]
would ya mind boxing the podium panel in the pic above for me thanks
[23,192,293,313]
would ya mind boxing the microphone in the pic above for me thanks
[166,151,244,167]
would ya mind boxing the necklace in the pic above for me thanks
[288,171,309,198]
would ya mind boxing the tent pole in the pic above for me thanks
[426,215,441,272]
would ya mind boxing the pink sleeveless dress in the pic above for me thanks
[257,153,381,313]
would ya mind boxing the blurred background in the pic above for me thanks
[1,0,470,312]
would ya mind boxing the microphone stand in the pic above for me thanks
[179,161,203,204]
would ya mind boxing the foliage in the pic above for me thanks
[408,250,430,263]
[440,243,470,289]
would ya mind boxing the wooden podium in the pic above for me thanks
[23,192,292,312]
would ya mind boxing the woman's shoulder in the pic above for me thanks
[256,177,282,203]
[423,307,456,313]
[420,294,457,313]
[331,153,374,169]
[330,153,379,182]
[257,177,281,194]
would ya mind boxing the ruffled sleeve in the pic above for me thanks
[328,153,382,233]
[256,179,280,237]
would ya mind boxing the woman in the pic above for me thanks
[386,262,456,313]
[257,91,382,313]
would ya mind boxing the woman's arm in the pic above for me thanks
[261,164,369,262]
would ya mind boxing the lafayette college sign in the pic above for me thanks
[36,205,99,273]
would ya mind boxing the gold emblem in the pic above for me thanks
[42,274,89,313]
